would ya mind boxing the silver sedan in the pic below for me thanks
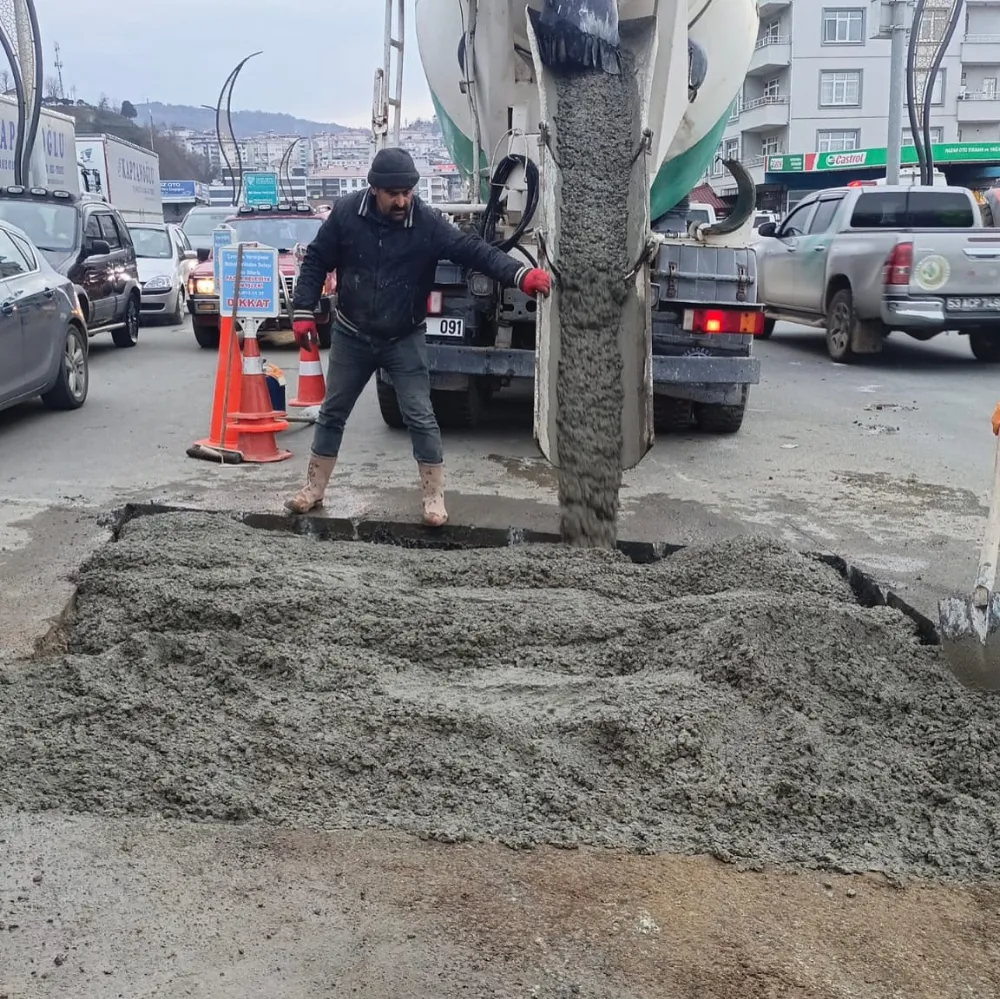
[0,219,89,414]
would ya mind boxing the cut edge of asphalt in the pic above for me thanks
[31,502,941,658]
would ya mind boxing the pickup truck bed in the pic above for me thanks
[755,184,1000,362]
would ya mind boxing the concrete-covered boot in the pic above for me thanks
[284,454,337,514]
[418,462,448,528]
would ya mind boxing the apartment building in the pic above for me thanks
[707,0,1000,207]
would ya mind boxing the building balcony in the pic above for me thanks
[957,92,1000,122]
[962,35,1000,64]
[738,95,790,133]
[747,36,791,76]
[757,0,791,17]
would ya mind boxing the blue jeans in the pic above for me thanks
[311,324,443,465]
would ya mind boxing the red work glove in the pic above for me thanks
[993,402,1000,436]
[521,268,552,297]
[292,317,318,350]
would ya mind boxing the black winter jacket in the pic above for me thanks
[292,190,529,341]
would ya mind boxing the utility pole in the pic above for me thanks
[53,41,64,99]
[886,1,912,185]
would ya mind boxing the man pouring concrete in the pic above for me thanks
[286,148,552,525]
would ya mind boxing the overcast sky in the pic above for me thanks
[34,0,435,127]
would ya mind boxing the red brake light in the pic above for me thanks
[884,242,913,286]
[685,308,765,335]
[427,291,443,314]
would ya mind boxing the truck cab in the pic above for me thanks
[185,202,336,350]
[0,185,142,347]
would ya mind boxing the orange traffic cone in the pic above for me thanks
[188,316,244,463]
[227,321,292,463]
[290,338,326,408]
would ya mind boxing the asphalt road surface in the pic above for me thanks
[1,317,997,657]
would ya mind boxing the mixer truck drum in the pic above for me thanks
[530,0,621,74]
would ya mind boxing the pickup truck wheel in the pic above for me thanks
[111,296,140,348]
[433,384,483,430]
[758,319,775,340]
[969,332,1000,363]
[193,322,220,349]
[825,289,858,363]
[376,378,406,429]
[694,387,749,435]
[317,320,333,350]
[653,396,693,433]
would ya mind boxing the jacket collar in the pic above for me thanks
[359,188,415,228]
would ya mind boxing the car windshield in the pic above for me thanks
[128,226,172,258]
[230,217,322,251]
[0,200,76,251]
[182,210,236,239]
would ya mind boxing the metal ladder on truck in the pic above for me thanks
[372,0,405,151]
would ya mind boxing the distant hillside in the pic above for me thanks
[137,103,347,137]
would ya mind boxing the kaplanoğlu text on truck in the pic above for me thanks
[372,0,763,450]
[186,202,336,350]
[754,184,1000,363]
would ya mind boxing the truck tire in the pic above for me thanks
[969,332,1000,363]
[653,395,693,433]
[317,319,333,350]
[825,288,859,363]
[193,321,220,349]
[111,295,140,349]
[433,385,483,430]
[694,387,749,435]
[376,378,406,429]
[758,318,775,340]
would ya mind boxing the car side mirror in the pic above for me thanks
[757,222,777,238]
[86,238,111,257]
[183,248,197,260]
[197,247,210,263]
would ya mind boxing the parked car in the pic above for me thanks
[128,221,198,324]
[181,205,241,259]
[0,218,89,414]
[0,186,141,348]
[754,185,997,361]
[186,203,335,349]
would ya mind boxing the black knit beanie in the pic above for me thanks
[368,148,420,190]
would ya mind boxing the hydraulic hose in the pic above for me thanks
[921,0,965,182]
[906,0,928,184]
[479,154,540,255]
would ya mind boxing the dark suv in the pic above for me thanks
[0,186,142,348]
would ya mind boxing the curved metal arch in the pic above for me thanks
[279,136,302,203]
[215,51,261,206]
[0,24,25,184]
[18,0,41,187]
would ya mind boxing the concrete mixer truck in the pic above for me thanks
[373,0,763,464]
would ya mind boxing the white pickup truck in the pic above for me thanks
[754,184,1000,362]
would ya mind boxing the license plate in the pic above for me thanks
[426,317,465,338]
[946,296,1000,312]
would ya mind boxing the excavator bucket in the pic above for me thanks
[527,7,660,470]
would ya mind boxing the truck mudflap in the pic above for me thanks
[426,345,760,387]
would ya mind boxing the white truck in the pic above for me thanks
[0,95,78,193]
[76,134,163,223]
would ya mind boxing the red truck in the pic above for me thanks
[186,202,335,349]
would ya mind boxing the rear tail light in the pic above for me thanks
[427,291,443,314]
[683,308,765,335]
[884,242,913,286]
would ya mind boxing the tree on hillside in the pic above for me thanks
[44,76,60,99]
[97,93,109,110]
[120,100,137,120]
[0,70,11,93]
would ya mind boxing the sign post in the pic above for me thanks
[243,172,280,207]
[212,225,236,288]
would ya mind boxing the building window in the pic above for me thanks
[761,135,782,156]
[761,20,782,44]
[915,70,945,105]
[723,138,740,162]
[918,9,948,42]
[820,70,862,106]
[711,144,724,175]
[903,127,943,146]
[728,96,741,121]
[984,78,998,99]
[764,77,782,99]
[822,9,865,44]
[817,129,860,152]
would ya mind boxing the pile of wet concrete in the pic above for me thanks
[1,511,998,880]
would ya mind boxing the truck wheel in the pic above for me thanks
[825,289,858,362]
[969,332,1000,363]
[758,318,775,340]
[653,396,693,433]
[694,387,750,435]
[376,379,406,429]
[112,296,140,348]
[433,384,483,430]
[317,320,333,350]
[193,322,220,349]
